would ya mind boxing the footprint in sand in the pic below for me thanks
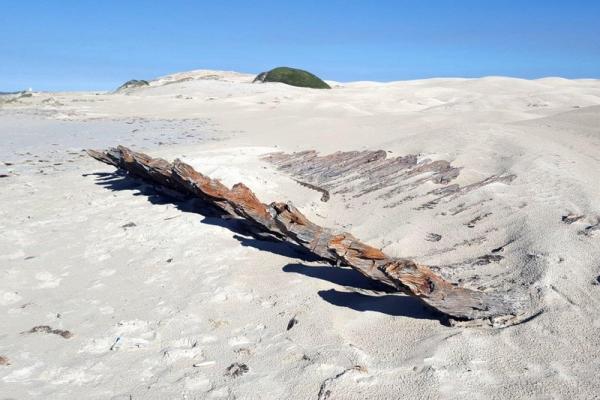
[2,361,44,383]
[35,271,62,288]
[98,268,116,277]
[0,290,22,306]
[38,365,98,385]
[209,286,254,303]
[99,305,114,315]
[183,372,212,392]
[161,337,204,364]
[228,335,251,347]
[79,319,159,354]
[201,335,218,344]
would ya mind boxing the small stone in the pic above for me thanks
[224,362,249,378]
[24,325,73,339]
[562,214,584,224]
[286,316,298,331]
[425,233,442,242]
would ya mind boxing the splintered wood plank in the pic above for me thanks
[88,146,521,323]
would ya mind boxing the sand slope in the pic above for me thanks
[1,71,600,399]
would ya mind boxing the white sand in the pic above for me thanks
[1,70,600,399]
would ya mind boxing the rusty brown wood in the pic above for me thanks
[87,146,517,322]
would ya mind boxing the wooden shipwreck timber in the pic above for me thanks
[87,146,522,324]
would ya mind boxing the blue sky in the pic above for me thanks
[1,0,599,91]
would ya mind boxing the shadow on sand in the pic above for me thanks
[87,171,324,259]
[88,171,446,324]
[283,263,447,323]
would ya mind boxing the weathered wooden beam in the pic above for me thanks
[87,146,518,322]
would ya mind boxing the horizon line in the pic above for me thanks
[4,68,600,94]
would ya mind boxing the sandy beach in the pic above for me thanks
[2,70,600,399]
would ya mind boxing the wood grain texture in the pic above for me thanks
[88,146,519,322]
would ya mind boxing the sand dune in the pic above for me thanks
[1,71,600,399]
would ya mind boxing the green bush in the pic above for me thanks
[253,67,330,89]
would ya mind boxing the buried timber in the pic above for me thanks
[87,145,528,325]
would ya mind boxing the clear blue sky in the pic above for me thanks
[1,0,599,91]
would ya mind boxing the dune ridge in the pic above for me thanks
[1,71,600,399]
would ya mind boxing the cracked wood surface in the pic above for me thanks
[87,146,518,322]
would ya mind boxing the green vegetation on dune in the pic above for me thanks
[253,67,330,89]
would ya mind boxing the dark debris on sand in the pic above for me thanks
[225,362,249,378]
[23,325,73,339]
